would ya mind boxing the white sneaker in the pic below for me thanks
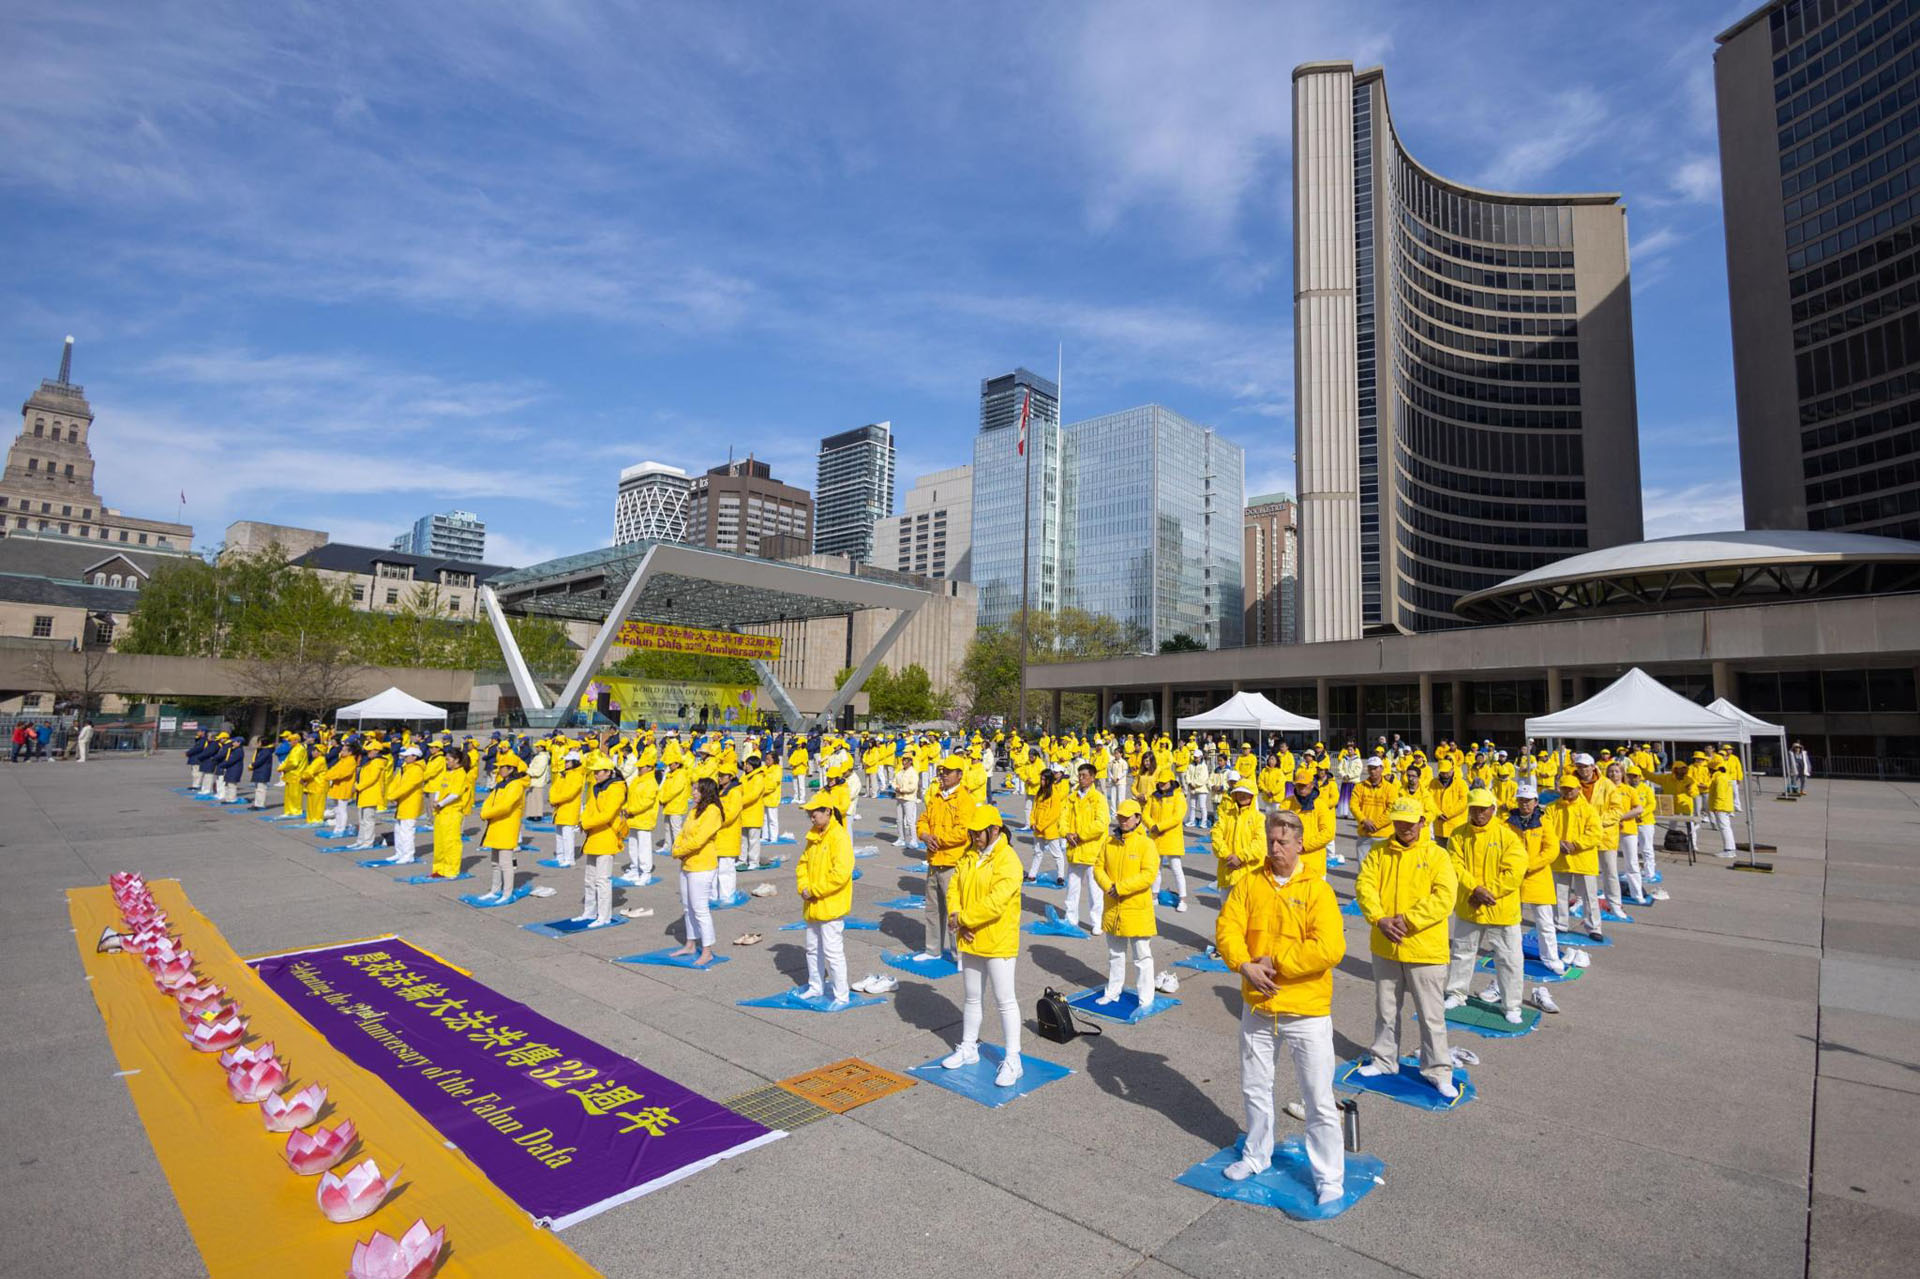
[941,1044,979,1070]
[1443,993,1467,1010]
[1433,1075,1459,1100]
[1540,959,1566,976]
[1283,1100,1306,1121]
[1530,987,1560,1014]
[1503,1009,1524,1025]
[1476,986,1501,1004]
[994,1057,1023,1087]
[749,883,776,897]
[801,985,825,1000]
[1222,1159,1260,1182]
[1651,889,1670,901]
[910,951,937,962]
[1175,898,1188,913]
[1567,949,1591,968]
[1094,991,1119,1006]
[1316,1183,1344,1206]
[1355,1058,1394,1077]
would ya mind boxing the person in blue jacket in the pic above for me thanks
[220,734,247,803]
[185,732,208,789]
[250,737,277,809]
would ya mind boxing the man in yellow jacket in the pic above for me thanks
[623,756,660,883]
[1211,777,1265,898]
[349,743,391,850]
[1508,783,1566,1004]
[1350,757,1397,841]
[478,751,529,903]
[797,793,855,1006]
[325,744,359,838]
[1063,761,1112,933]
[1444,788,1529,1024]
[577,752,626,926]
[1355,796,1459,1097]
[386,745,427,866]
[1095,800,1161,1008]
[914,757,975,962]
[942,806,1026,1087]
[1549,763,1604,943]
[1215,808,1346,1203]
[1145,772,1190,912]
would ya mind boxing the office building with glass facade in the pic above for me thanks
[391,509,486,561]
[612,462,691,546]
[813,423,896,563]
[972,368,1064,629]
[1292,61,1643,641]
[1718,0,1920,539]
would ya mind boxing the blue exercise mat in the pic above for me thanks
[908,1043,1070,1108]
[1028,873,1065,889]
[1173,950,1232,973]
[1334,1055,1476,1111]
[1646,870,1664,884]
[1022,905,1091,939]
[1441,998,1542,1039]
[612,873,661,889]
[536,857,573,870]
[522,915,629,938]
[524,820,556,831]
[1483,953,1586,983]
[1619,893,1657,908]
[778,916,881,932]
[1156,889,1180,907]
[851,868,863,881]
[709,890,752,911]
[737,857,784,872]
[1067,987,1180,1024]
[1340,899,1366,917]
[876,895,927,910]
[767,835,797,846]
[458,882,534,909]
[882,950,960,979]
[356,855,414,869]
[853,846,877,858]
[394,871,473,885]
[1569,902,1634,924]
[1177,1134,1386,1221]
[617,948,730,970]
[1525,927,1612,951]
[737,988,886,1013]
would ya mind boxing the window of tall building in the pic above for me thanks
[32,615,53,637]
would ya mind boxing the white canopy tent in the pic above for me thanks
[333,687,449,723]
[1177,690,1320,735]
[1525,668,1762,867]
[1707,697,1788,780]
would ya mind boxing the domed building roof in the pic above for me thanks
[1453,530,1920,624]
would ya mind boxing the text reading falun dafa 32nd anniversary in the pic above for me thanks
[614,621,782,662]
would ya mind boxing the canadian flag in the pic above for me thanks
[1016,389,1032,456]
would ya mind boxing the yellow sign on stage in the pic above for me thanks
[614,621,781,661]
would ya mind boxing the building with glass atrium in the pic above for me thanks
[1718,0,1920,540]
[1292,61,1644,641]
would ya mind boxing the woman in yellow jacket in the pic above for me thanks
[577,753,627,927]
[386,746,427,865]
[1601,760,1646,910]
[549,749,585,868]
[796,793,855,1005]
[325,744,359,837]
[1354,796,1459,1097]
[478,753,529,902]
[1548,769,1603,942]
[430,750,468,880]
[670,777,724,965]
[301,742,329,826]
[1096,800,1161,1009]
[738,756,770,870]
[277,735,307,818]
[1145,772,1190,911]
[623,758,661,883]
[1214,806,1346,1201]
[1063,762,1112,933]
[1024,766,1068,883]
[940,806,1026,1087]
[350,745,391,850]
[1507,783,1567,990]
[659,755,691,850]
[1211,778,1265,899]
[710,769,749,906]
[1282,768,1335,881]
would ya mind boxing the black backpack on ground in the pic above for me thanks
[1035,986,1103,1044]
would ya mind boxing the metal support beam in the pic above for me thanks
[816,605,922,729]
[481,585,546,713]
[551,544,662,725]
[750,658,808,733]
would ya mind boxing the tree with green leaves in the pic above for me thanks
[956,608,1145,729]
[1160,633,1206,653]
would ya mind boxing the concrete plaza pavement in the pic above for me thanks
[2,757,1916,1277]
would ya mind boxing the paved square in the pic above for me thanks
[5,759,1916,1277]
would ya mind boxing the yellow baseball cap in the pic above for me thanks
[1466,787,1497,807]
[939,756,966,772]
[965,806,1003,832]
[1387,797,1425,822]
[1116,799,1143,819]
[802,792,839,811]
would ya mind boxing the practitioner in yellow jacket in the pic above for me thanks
[277,735,307,818]
[1211,777,1265,898]
[1507,783,1567,997]
[1215,806,1346,1202]
[623,760,660,883]
[301,742,329,826]
[1350,756,1398,840]
[577,753,626,927]
[1145,772,1190,912]
[478,752,529,902]
[796,794,855,1005]
[1096,800,1161,1007]
[386,746,427,866]
[350,745,391,850]
[1444,788,1530,1023]
[671,778,724,966]
[549,749,585,868]
[1280,767,1335,881]
[1063,761,1112,933]
[939,807,1026,1087]
[429,750,468,880]
[1355,796,1459,1097]
[914,757,976,961]
[325,745,358,837]
[1548,762,1604,942]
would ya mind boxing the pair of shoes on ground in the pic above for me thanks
[851,973,897,994]
[749,882,776,897]
[939,1042,1023,1087]
[1529,986,1560,1014]
[733,932,763,946]
[1221,1158,1343,1204]
[619,905,655,918]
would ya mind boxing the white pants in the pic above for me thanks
[1026,837,1066,880]
[1529,902,1561,966]
[789,775,807,805]
[1733,783,1742,813]
[555,825,577,868]
[1153,856,1188,900]
[1188,789,1211,826]
[664,814,684,848]
[354,805,379,848]
[1599,846,1621,907]
[394,817,418,864]
[743,828,763,869]
[331,798,351,836]
[220,779,237,802]
[713,856,737,902]
[679,868,715,946]
[958,953,1020,1059]
[1556,871,1603,936]
[1637,827,1657,883]
[803,919,848,1000]
[191,765,202,787]
[1710,809,1737,854]
[1063,863,1101,930]
[1106,782,1126,812]
[1370,957,1451,1084]
[1105,935,1154,1005]
[1238,1006,1342,1192]
[582,856,612,924]
[626,829,653,880]
[252,783,268,809]
[1447,920,1522,1013]
[490,845,516,899]
[762,806,780,842]
[897,799,920,845]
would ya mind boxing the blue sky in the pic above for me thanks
[1,0,1755,568]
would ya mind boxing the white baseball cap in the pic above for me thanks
[1367,756,1385,768]
[1573,752,1595,767]
[1516,782,1538,799]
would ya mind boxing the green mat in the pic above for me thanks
[1445,996,1541,1038]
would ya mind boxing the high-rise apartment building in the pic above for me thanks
[972,368,1065,629]
[612,461,692,545]
[813,423,895,562]
[1718,0,1920,539]
[1292,62,1642,640]
[1244,492,1299,645]
[686,456,813,556]
[2,337,193,550]
[391,509,486,561]
[874,464,973,580]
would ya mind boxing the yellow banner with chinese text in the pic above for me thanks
[613,621,780,661]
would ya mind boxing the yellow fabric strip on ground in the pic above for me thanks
[69,882,601,1279]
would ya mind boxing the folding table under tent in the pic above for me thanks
[333,687,449,724]
[1525,667,1762,868]
[1176,691,1320,746]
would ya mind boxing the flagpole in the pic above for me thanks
[1017,387,1033,736]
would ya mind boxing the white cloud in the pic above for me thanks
[1470,87,1610,191]
[1669,154,1720,204]
[1641,481,1745,538]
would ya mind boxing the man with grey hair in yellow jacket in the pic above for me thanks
[1356,796,1459,1098]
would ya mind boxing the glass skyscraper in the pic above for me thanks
[1293,61,1643,639]
[1718,0,1920,539]
[972,369,1064,629]
[813,423,895,562]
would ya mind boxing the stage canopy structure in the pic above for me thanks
[482,541,931,731]
[334,687,448,723]
[1177,690,1320,734]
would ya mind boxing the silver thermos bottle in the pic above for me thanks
[1339,1097,1361,1151]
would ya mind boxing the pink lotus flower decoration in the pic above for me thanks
[348,1219,444,1279]
[261,1082,327,1132]
[185,1013,247,1053]
[318,1158,396,1223]
[110,871,142,892]
[176,985,229,1020]
[284,1119,356,1175]
[152,954,198,990]
[140,936,185,965]
[217,1040,272,1070]
[226,1055,287,1103]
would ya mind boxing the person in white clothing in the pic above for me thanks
[893,759,922,848]
[1105,751,1129,813]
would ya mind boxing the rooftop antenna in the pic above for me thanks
[57,335,73,385]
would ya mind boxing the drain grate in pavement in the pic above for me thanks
[721,1084,834,1131]
[777,1058,917,1114]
